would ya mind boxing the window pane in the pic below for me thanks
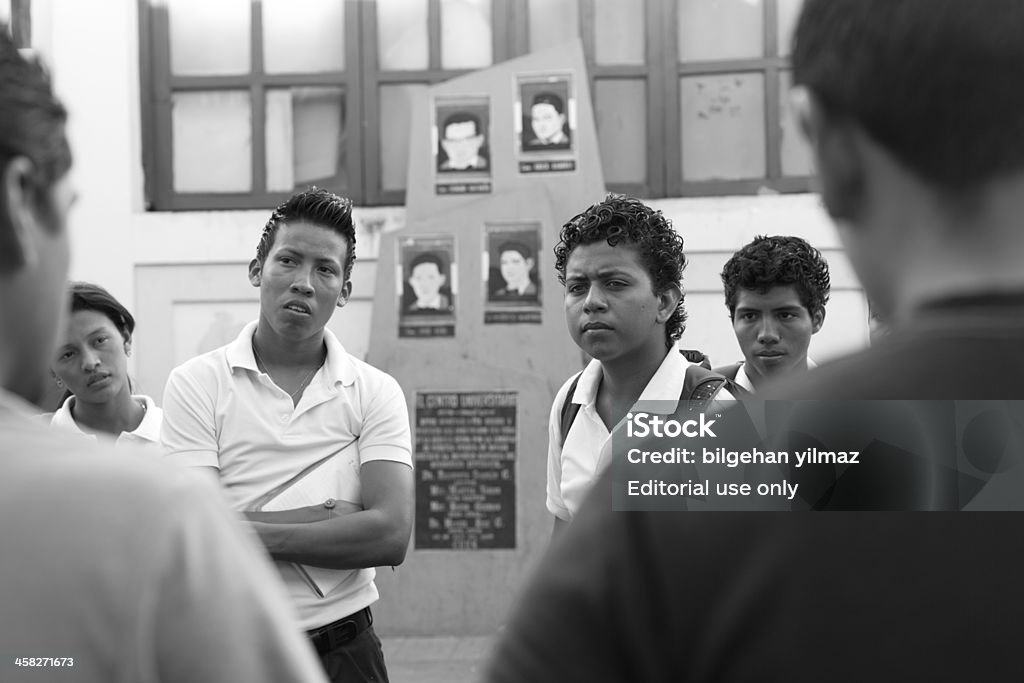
[677,0,763,61]
[441,0,492,69]
[263,0,345,73]
[777,0,805,56]
[168,0,250,76]
[380,84,428,192]
[172,91,252,192]
[779,71,812,176]
[594,0,645,65]
[266,87,346,192]
[529,0,578,52]
[680,73,765,181]
[594,79,646,185]
[378,0,429,70]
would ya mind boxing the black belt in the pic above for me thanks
[307,607,373,656]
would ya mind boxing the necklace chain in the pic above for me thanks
[252,340,321,400]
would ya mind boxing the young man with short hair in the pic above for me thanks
[546,194,731,529]
[162,187,413,683]
[0,30,326,683]
[494,241,538,299]
[527,92,570,148]
[438,112,488,171]
[716,235,830,394]
[406,252,453,313]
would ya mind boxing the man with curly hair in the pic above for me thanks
[715,235,830,394]
[545,194,732,530]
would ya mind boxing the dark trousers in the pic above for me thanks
[315,621,389,683]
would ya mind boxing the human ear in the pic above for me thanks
[656,283,683,323]
[0,156,43,272]
[248,258,262,287]
[792,86,865,222]
[336,280,352,308]
[811,307,825,334]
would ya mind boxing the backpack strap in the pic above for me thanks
[559,372,584,449]
[678,348,712,369]
[681,363,728,413]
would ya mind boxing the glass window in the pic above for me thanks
[265,87,346,192]
[680,73,766,180]
[777,0,804,56]
[778,71,813,176]
[440,0,493,69]
[172,91,252,192]
[263,0,345,74]
[528,0,578,52]
[595,80,647,185]
[677,0,763,62]
[380,84,429,192]
[168,0,250,76]
[594,0,645,66]
[378,0,429,70]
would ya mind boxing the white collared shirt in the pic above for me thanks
[546,348,734,521]
[734,358,818,395]
[50,394,163,450]
[160,320,412,630]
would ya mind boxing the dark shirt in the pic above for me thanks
[485,291,1024,683]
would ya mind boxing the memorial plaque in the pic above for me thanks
[414,391,516,550]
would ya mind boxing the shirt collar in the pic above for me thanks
[735,358,817,394]
[50,393,162,443]
[227,320,357,387]
[573,347,689,414]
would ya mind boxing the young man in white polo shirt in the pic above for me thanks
[161,188,413,683]
[715,235,830,394]
[546,194,733,530]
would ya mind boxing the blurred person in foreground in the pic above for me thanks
[0,30,326,683]
[485,1,1024,681]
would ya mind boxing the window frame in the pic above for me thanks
[139,0,363,211]
[138,0,810,211]
[660,0,812,196]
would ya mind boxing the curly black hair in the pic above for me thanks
[720,235,830,318]
[554,194,687,345]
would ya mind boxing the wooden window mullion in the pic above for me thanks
[251,1,267,196]
[763,0,782,180]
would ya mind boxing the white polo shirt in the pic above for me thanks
[50,394,163,450]
[546,348,734,521]
[733,358,818,395]
[161,321,412,630]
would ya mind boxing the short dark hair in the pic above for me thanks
[721,235,831,319]
[498,241,533,261]
[442,112,481,138]
[0,29,71,271]
[555,194,687,345]
[255,187,356,281]
[792,0,1024,191]
[409,252,445,275]
[68,282,136,344]
[531,92,564,114]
